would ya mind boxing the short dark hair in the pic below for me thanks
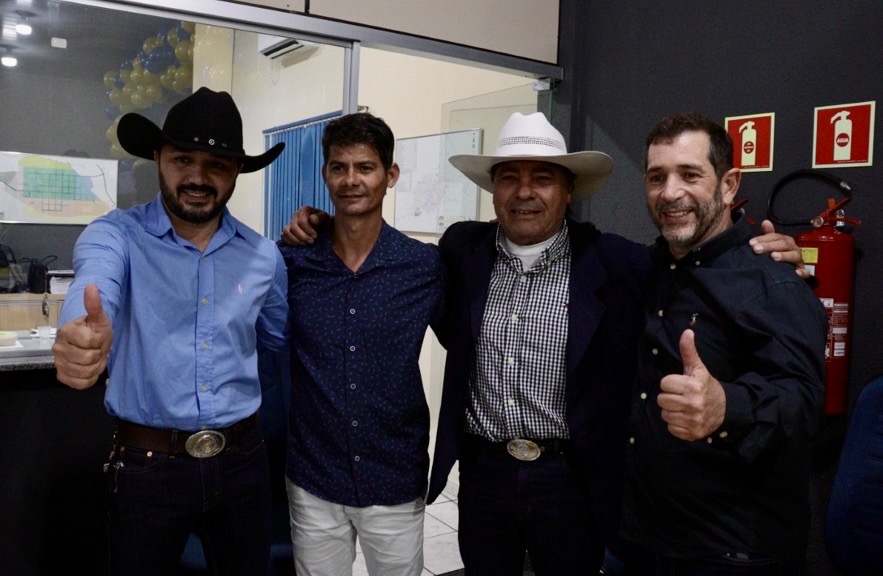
[322,112,395,170]
[644,112,733,180]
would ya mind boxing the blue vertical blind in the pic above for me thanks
[263,111,341,240]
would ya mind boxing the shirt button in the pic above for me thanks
[640,392,647,400]
[350,383,356,390]
[657,310,664,317]
[201,342,209,349]
[351,420,358,427]
[651,348,659,356]
[707,437,714,444]
[200,385,208,393]
[507,398,515,406]
[719,431,729,439]
[349,308,356,315]
[511,314,518,321]
[354,456,360,462]
[201,297,209,304]
[629,437,635,444]
[694,260,701,266]
[669,263,676,270]
[349,345,356,352]
[507,357,515,365]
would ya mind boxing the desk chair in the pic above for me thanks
[179,348,295,575]
[824,374,883,575]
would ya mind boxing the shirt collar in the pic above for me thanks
[309,219,401,271]
[495,220,570,269]
[143,194,239,252]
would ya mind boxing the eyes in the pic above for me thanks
[326,163,379,176]
[493,171,558,188]
[645,171,703,187]
[169,153,239,175]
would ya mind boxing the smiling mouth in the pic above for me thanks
[510,207,541,216]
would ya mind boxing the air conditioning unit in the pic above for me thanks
[258,34,302,59]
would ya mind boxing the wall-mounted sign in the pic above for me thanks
[725,112,775,172]
[813,101,875,168]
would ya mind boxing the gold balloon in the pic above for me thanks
[103,71,118,89]
[109,87,125,106]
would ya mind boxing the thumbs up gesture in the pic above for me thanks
[53,283,113,390]
[657,329,727,441]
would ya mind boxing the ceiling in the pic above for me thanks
[0,0,182,80]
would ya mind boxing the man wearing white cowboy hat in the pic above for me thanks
[54,87,289,575]
[282,111,802,575]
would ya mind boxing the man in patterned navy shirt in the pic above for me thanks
[277,112,444,576]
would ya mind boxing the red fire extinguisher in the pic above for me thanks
[767,170,860,415]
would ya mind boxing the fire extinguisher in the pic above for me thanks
[767,169,860,415]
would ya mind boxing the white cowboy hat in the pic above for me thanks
[449,112,613,202]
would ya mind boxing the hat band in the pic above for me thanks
[495,135,568,157]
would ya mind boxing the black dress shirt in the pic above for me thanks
[620,216,827,563]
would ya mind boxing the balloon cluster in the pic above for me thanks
[104,21,196,160]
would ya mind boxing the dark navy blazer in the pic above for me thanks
[427,219,651,548]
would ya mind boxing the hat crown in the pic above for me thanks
[162,87,244,154]
[493,112,568,158]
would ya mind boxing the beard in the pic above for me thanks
[159,171,229,224]
[650,183,726,253]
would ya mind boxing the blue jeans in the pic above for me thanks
[105,426,272,576]
[456,436,602,576]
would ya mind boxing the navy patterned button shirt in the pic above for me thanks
[279,221,445,507]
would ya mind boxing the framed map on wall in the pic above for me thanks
[394,129,482,235]
[0,151,118,225]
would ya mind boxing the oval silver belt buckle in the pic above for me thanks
[506,439,541,461]
[185,430,226,458]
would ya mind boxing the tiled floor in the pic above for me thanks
[352,486,464,576]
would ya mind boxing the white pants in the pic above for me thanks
[286,479,425,576]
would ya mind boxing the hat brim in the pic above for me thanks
[117,113,284,174]
[449,151,613,202]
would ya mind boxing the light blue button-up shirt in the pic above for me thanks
[59,195,288,430]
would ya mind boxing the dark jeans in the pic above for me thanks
[105,426,272,576]
[457,436,602,576]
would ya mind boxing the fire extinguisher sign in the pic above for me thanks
[725,112,775,172]
[813,100,876,168]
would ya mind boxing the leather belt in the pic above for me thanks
[114,413,259,458]
[465,434,570,461]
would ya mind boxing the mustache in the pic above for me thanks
[656,200,694,214]
[177,184,217,196]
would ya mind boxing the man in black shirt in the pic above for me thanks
[620,112,827,575]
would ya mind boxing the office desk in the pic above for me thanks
[0,348,112,575]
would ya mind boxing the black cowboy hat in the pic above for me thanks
[117,87,284,173]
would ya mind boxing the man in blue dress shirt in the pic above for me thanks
[277,112,444,576]
[53,87,289,576]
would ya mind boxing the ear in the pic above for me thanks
[386,162,401,188]
[720,167,741,206]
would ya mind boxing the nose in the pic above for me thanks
[341,166,359,186]
[514,176,536,199]
[658,175,683,202]
[183,160,210,185]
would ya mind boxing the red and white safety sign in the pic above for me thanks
[813,101,876,168]
[725,112,775,172]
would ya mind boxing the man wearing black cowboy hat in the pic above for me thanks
[53,87,288,575]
